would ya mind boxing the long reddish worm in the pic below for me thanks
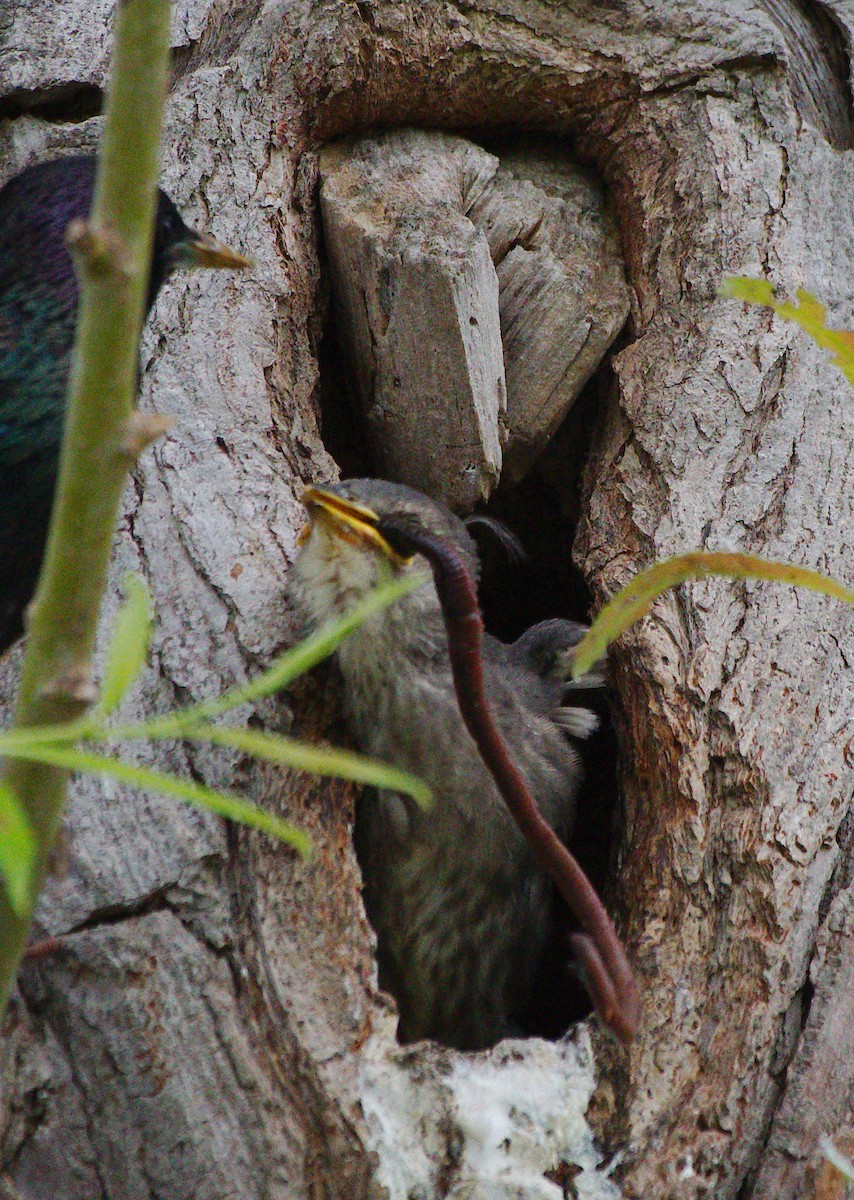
[377,518,641,1042]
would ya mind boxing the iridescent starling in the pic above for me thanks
[0,154,249,653]
[292,478,601,1050]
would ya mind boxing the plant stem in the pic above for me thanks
[0,0,173,1014]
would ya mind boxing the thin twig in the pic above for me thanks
[0,0,173,1015]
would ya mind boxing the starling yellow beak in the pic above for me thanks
[174,228,253,271]
[301,485,412,566]
[291,477,608,1050]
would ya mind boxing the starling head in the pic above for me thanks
[149,184,251,300]
[0,155,250,306]
[295,478,479,635]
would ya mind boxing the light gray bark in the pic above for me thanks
[1,3,852,1199]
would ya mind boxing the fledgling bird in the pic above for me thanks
[292,478,601,1051]
[0,154,249,654]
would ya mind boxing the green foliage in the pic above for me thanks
[0,573,428,912]
[5,744,313,857]
[572,551,853,678]
[196,726,432,809]
[0,781,36,917]
[721,277,854,385]
[570,278,854,678]
[98,573,153,715]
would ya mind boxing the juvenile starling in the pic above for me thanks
[0,155,249,653]
[292,478,601,1050]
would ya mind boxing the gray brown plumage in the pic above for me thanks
[292,478,600,1050]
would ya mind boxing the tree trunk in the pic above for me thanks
[1,3,852,1199]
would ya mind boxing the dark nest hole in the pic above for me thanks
[316,285,625,1044]
[0,83,104,125]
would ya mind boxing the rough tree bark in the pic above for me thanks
[1,3,852,1200]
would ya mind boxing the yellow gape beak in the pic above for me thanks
[182,231,253,270]
[301,486,413,567]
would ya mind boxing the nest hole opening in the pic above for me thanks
[314,121,630,1044]
[318,291,625,1043]
[472,377,622,1039]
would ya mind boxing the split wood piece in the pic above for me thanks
[319,129,630,503]
[320,131,504,510]
[468,139,630,481]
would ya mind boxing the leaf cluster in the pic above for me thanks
[569,278,854,678]
[0,573,429,916]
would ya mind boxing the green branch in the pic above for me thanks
[0,0,173,1013]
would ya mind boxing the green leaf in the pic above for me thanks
[99,573,153,715]
[0,716,95,754]
[190,572,419,718]
[0,780,37,917]
[719,276,776,305]
[236,573,419,702]
[195,724,432,809]
[3,744,312,858]
[721,275,854,386]
[115,572,420,740]
[572,551,854,677]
